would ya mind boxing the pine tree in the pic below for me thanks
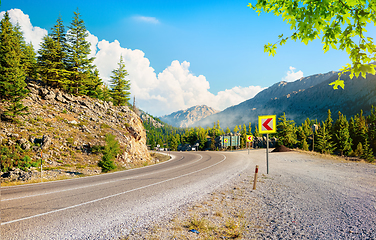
[233,125,239,133]
[86,68,103,99]
[13,24,37,79]
[101,84,112,102]
[38,15,71,89]
[354,142,363,157]
[301,138,309,151]
[276,112,297,148]
[254,125,260,137]
[361,137,374,162]
[23,42,37,79]
[349,110,367,152]
[247,122,252,135]
[0,12,29,118]
[66,9,95,95]
[225,127,231,134]
[315,122,336,154]
[366,106,376,153]
[324,109,333,134]
[333,111,352,156]
[240,124,247,148]
[110,56,131,106]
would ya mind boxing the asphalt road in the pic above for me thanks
[1,151,252,239]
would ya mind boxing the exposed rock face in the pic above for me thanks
[139,111,164,128]
[194,71,376,129]
[160,105,219,128]
[0,79,151,182]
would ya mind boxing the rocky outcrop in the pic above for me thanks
[1,79,151,182]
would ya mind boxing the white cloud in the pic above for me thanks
[86,32,98,59]
[2,8,265,116]
[133,16,160,24]
[93,40,265,115]
[0,9,47,51]
[282,66,303,82]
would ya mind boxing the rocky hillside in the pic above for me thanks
[193,71,376,129]
[160,105,219,128]
[0,79,152,182]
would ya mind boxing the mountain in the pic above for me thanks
[160,105,219,128]
[193,70,376,130]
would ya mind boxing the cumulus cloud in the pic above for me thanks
[133,16,160,24]
[0,9,47,51]
[282,66,303,82]
[93,40,265,115]
[3,8,265,116]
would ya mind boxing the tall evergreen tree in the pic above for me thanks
[13,24,37,79]
[333,112,352,156]
[66,9,94,95]
[86,68,103,99]
[240,124,247,148]
[349,110,367,152]
[254,125,261,137]
[247,122,252,135]
[110,56,131,106]
[315,122,336,154]
[0,12,29,118]
[367,106,376,153]
[324,109,333,134]
[38,15,71,88]
[276,112,297,148]
[233,125,239,134]
[23,42,37,79]
[361,136,374,162]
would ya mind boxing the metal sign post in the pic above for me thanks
[258,115,276,174]
[266,133,269,174]
[40,149,43,182]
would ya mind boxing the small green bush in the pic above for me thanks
[98,134,119,172]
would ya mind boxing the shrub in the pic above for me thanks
[98,134,119,172]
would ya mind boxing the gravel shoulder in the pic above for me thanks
[124,149,376,239]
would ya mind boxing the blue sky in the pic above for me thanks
[1,1,351,116]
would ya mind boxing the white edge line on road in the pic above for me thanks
[1,151,178,190]
[2,153,201,201]
[1,153,226,226]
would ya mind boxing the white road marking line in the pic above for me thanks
[1,151,178,190]
[2,154,200,201]
[1,153,225,225]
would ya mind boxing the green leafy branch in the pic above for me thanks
[248,0,376,89]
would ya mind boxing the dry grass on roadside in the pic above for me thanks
[121,177,263,240]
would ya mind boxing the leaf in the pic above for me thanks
[329,79,345,89]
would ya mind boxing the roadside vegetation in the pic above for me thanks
[144,107,376,163]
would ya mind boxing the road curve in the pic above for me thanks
[1,151,253,239]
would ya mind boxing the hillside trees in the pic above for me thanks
[248,0,376,89]
[0,12,29,118]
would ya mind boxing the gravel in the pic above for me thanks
[250,151,376,239]
[127,150,376,239]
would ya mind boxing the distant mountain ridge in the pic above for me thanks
[192,70,376,130]
[160,105,219,128]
